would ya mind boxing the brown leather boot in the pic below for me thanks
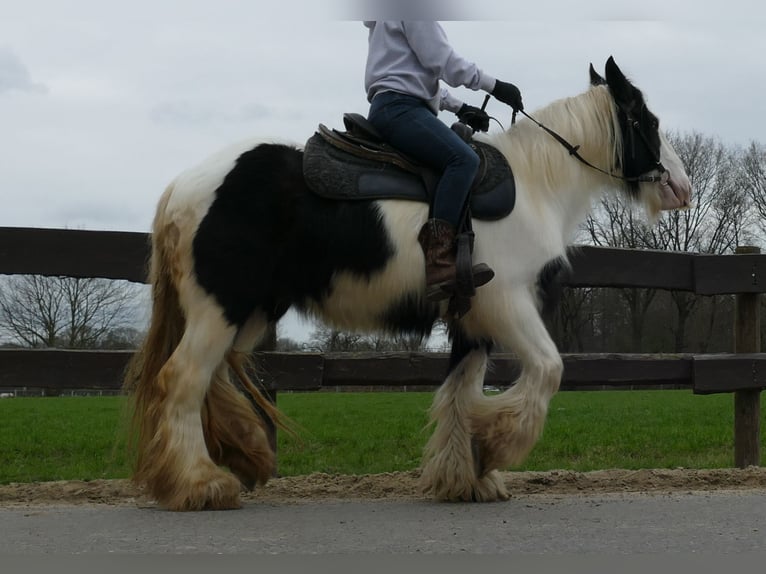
[417,219,494,301]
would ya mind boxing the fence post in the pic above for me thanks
[733,246,761,468]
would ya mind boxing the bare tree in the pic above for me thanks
[0,275,143,348]
[276,336,304,352]
[99,326,145,349]
[741,141,766,240]
[651,131,750,254]
[304,326,369,352]
[305,324,427,352]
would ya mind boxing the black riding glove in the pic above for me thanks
[456,104,490,132]
[492,80,524,112]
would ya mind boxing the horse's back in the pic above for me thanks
[162,138,279,226]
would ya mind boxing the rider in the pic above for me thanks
[364,21,524,301]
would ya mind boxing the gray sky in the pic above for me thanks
[1,0,764,340]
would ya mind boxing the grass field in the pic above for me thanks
[0,390,762,484]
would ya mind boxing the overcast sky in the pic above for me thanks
[2,1,764,340]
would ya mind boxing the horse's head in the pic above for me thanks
[590,57,691,215]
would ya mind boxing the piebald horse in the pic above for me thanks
[125,57,691,510]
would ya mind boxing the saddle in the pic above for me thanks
[302,113,517,317]
[302,113,515,221]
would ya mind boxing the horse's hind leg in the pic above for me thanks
[420,339,509,502]
[203,313,276,490]
[139,295,242,511]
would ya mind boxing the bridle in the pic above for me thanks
[511,102,669,185]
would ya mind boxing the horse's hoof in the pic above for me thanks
[472,470,510,502]
[421,468,509,502]
[224,450,274,491]
[160,471,243,511]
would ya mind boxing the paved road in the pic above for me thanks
[1,490,765,554]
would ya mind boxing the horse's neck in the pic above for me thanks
[497,86,619,238]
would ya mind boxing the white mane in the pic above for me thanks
[470,84,646,270]
[491,84,623,199]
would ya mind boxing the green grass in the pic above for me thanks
[276,392,433,476]
[0,391,762,484]
[518,391,742,471]
[0,396,130,484]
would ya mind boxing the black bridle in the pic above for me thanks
[511,103,669,185]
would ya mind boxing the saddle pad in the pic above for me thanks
[302,133,516,221]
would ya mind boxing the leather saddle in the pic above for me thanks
[302,113,516,221]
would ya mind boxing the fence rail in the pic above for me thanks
[1,348,765,395]
[0,227,763,466]
[1,226,765,293]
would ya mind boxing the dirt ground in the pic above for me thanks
[2,467,766,507]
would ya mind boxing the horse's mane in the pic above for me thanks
[488,85,623,197]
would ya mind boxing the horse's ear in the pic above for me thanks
[605,56,626,83]
[589,63,606,86]
[604,56,638,109]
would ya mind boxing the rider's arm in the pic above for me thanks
[402,21,496,94]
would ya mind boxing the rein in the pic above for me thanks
[512,107,668,185]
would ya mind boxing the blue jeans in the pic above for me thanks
[368,91,479,227]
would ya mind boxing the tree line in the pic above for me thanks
[1,132,764,354]
[0,276,146,349]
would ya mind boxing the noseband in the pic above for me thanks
[514,103,668,185]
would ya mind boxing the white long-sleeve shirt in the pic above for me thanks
[363,21,497,114]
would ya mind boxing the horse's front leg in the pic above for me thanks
[420,285,563,502]
[419,341,509,502]
[468,286,563,475]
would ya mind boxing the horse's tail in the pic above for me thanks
[225,351,297,438]
[123,182,185,481]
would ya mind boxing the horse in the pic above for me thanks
[124,57,691,511]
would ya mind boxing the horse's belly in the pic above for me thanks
[305,262,424,331]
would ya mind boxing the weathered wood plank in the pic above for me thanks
[321,352,451,387]
[0,349,133,393]
[735,390,761,466]
[256,352,324,391]
[693,354,766,395]
[4,349,766,394]
[0,350,701,392]
[0,349,327,393]
[0,227,150,282]
[731,255,762,467]
[3,228,766,294]
[565,246,696,291]
[695,252,765,295]
[560,353,693,387]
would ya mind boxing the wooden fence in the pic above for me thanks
[0,227,763,466]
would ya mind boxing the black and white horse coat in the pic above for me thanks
[125,58,691,510]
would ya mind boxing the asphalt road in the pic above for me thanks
[1,490,766,554]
